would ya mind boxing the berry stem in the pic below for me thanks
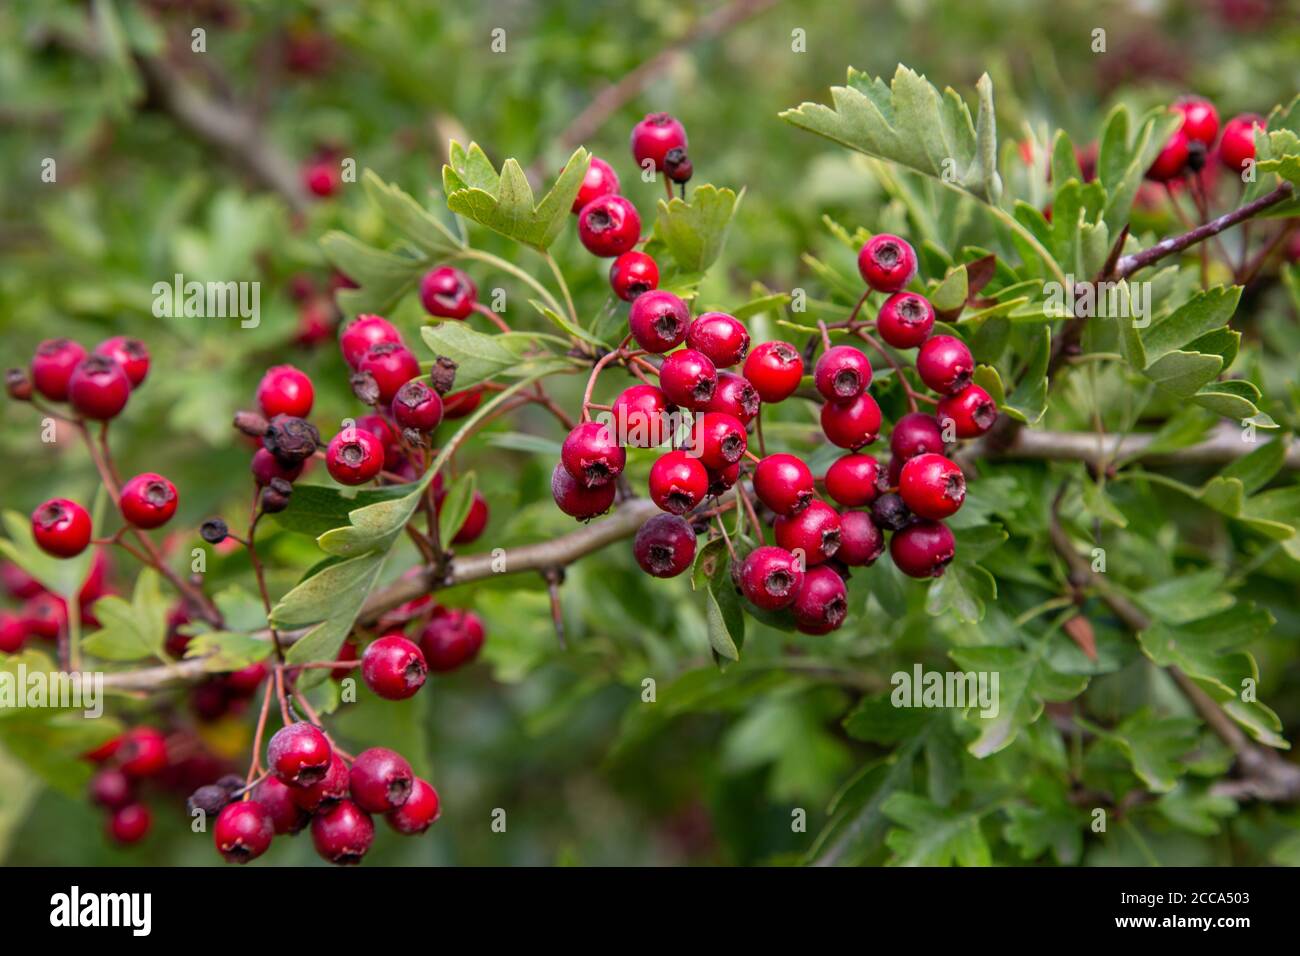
[854,328,919,413]
[471,302,513,335]
[453,247,567,324]
[543,252,585,352]
[735,483,765,546]
[245,679,273,786]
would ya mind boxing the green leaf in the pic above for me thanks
[1140,287,1243,364]
[925,562,996,624]
[1104,710,1202,793]
[273,552,389,665]
[882,792,992,867]
[419,322,564,391]
[1002,325,1050,424]
[704,556,745,664]
[530,300,609,347]
[651,184,744,274]
[320,231,424,316]
[1097,104,1185,232]
[1217,436,1288,494]
[437,471,477,549]
[212,586,269,632]
[274,484,415,539]
[1156,784,1237,835]
[183,632,273,672]
[361,169,462,256]
[82,569,167,663]
[929,263,968,317]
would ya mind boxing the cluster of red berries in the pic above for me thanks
[0,554,108,654]
[84,727,170,844]
[1146,95,1263,182]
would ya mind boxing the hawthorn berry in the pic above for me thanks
[108,803,152,845]
[686,312,750,368]
[118,726,168,778]
[119,473,179,530]
[899,453,966,520]
[659,349,718,410]
[562,421,626,489]
[326,427,386,485]
[357,342,420,404]
[825,454,880,507]
[634,514,697,578]
[291,753,351,812]
[187,783,233,818]
[877,292,935,349]
[916,335,974,395]
[707,461,741,496]
[362,632,428,700]
[214,800,274,863]
[392,379,444,432]
[609,251,660,301]
[224,661,268,697]
[820,392,881,449]
[858,234,918,292]
[448,491,489,544]
[419,266,478,319]
[419,608,486,672]
[311,799,375,865]
[871,492,912,532]
[814,345,872,402]
[577,194,641,257]
[266,722,332,787]
[0,611,26,653]
[1174,96,1220,145]
[890,411,946,461]
[1219,114,1263,172]
[349,747,414,813]
[94,336,150,387]
[890,519,956,578]
[628,290,690,353]
[255,775,311,834]
[708,371,760,425]
[936,383,998,438]
[339,314,402,369]
[21,592,66,638]
[552,462,618,519]
[630,112,688,172]
[68,355,131,420]
[31,498,92,558]
[31,338,87,401]
[743,341,803,403]
[664,147,693,184]
[649,450,710,514]
[257,365,315,419]
[5,368,31,402]
[611,384,671,447]
[837,511,885,566]
[694,412,747,471]
[571,156,621,213]
[263,415,321,467]
[89,769,134,810]
[739,546,804,611]
[774,500,842,565]
[441,388,484,419]
[387,777,441,834]
[304,160,340,197]
[1,563,43,600]
[753,453,815,516]
[355,413,402,469]
[792,565,848,635]
[251,447,304,486]
[1147,129,1191,181]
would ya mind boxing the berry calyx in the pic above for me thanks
[753,453,815,516]
[707,371,760,424]
[361,632,428,700]
[890,519,957,578]
[814,345,872,402]
[266,722,332,787]
[349,747,414,813]
[630,112,688,172]
[391,379,444,432]
[551,462,618,519]
[628,290,690,353]
[877,292,935,349]
[419,266,477,319]
[311,799,374,865]
[739,546,804,611]
[658,349,718,410]
[633,514,697,578]
[387,777,441,835]
[577,195,641,257]
[890,411,946,461]
[357,342,420,404]
[773,499,842,565]
[648,450,709,514]
[820,392,881,449]
[214,800,274,863]
[898,453,966,520]
[792,565,848,634]
[611,384,672,447]
[610,251,660,301]
[31,338,87,401]
[68,355,131,420]
[1174,96,1220,145]
[339,314,402,370]
[936,383,999,438]
[694,411,747,471]
[256,365,315,419]
[916,334,974,395]
[118,473,177,532]
[686,312,750,368]
[326,427,386,485]
[419,608,486,672]
[94,336,150,387]
[743,341,804,403]
[561,421,626,489]
[825,454,880,507]
[1219,113,1263,172]
[858,234,918,292]
[837,511,884,566]
[571,156,620,213]
[31,498,92,558]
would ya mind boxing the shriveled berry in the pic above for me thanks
[214,800,274,863]
[609,251,659,301]
[630,112,688,172]
[872,492,912,532]
[419,608,486,672]
[858,234,918,292]
[916,335,974,395]
[753,454,815,516]
[392,379,444,432]
[263,415,321,467]
[659,349,717,410]
[774,500,841,565]
[693,412,746,471]
[31,498,92,558]
[743,341,803,403]
[266,722,332,787]
[571,156,620,213]
[186,783,231,818]
[94,336,150,387]
[68,355,131,419]
[820,392,881,449]
[419,266,477,319]
[686,312,749,368]
[648,450,709,514]
[707,371,759,424]
[936,383,998,438]
[577,194,641,257]
[361,632,428,700]
[792,565,848,634]
[551,462,617,519]
[825,454,880,507]
[628,290,689,353]
[257,365,314,419]
[326,427,386,485]
[837,511,884,566]
[739,546,804,611]
[31,338,87,401]
[387,777,441,834]
[877,292,935,349]
[814,345,872,402]
[119,473,178,529]
[311,799,374,865]
[891,412,946,460]
[611,384,672,447]
[633,514,697,578]
[890,519,956,578]
[339,314,402,369]
[562,421,626,489]
[349,747,414,814]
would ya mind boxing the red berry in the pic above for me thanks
[21,592,66,638]
[753,454,815,516]
[311,799,374,865]
[68,355,131,419]
[742,341,803,403]
[362,633,428,700]
[562,421,626,489]
[551,462,617,519]
[225,661,268,697]
[251,447,303,486]
[648,450,709,514]
[707,461,741,496]
[837,511,884,566]
[419,266,477,319]
[31,338,86,401]
[0,610,26,653]
[611,384,673,447]
[858,234,918,292]
[877,292,935,349]
[214,800,274,863]
[108,803,152,845]
[267,722,332,787]
[693,411,747,471]
[774,499,842,565]
[118,726,168,777]
[659,349,717,410]
[820,392,881,449]
[256,365,314,419]
[1174,96,1220,145]
[686,312,750,368]
[291,752,351,812]
[890,519,956,578]
[630,112,688,172]
[304,161,340,197]
[447,491,489,544]
[387,777,440,834]
[326,427,386,485]
[1147,129,1191,181]
[936,384,998,438]
[83,734,124,764]
[441,388,484,419]
[891,412,946,460]
[355,413,402,469]
[628,290,689,353]
[31,498,92,558]
[916,335,974,395]
[2,562,44,599]
[339,314,402,369]
[419,608,486,672]
[349,747,414,813]
[707,371,759,424]
[392,380,444,432]
[94,336,150,387]
[899,453,966,520]
[577,195,641,257]
[825,454,880,507]
[1219,113,1263,172]
[357,342,420,404]
[609,251,659,301]
[89,769,134,809]
[633,514,697,578]
[792,565,848,635]
[119,473,178,529]
[739,546,804,611]
[255,775,310,834]
[814,345,872,402]
[571,156,620,213]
